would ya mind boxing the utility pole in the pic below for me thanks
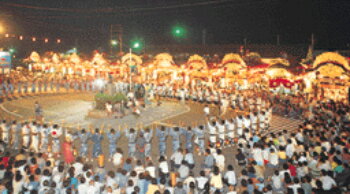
[202,29,206,45]
[110,24,123,55]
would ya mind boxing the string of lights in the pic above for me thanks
[3,33,61,44]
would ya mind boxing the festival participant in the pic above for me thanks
[135,131,146,164]
[125,128,137,158]
[170,148,184,170]
[107,128,121,161]
[230,93,237,109]
[207,119,217,147]
[259,111,266,132]
[62,133,75,165]
[10,120,20,149]
[194,125,206,155]
[217,120,226,147]
[91,128,104,161]
[51,124,63,158]
[34,101,43,122]
[23,75,29,94]
[105,101,113,117]
[203,105,210,118]
[236,115,244,137]
[250,112,258,133]
[183,126,195,152]
[43,75,48,92]
[0,120,8,144]
[169,127,183,153]
[39,124,50,153]
[30,121,39,153]
[55,75,61,92]
[238,94,244,110]
[31,76,36,94]
[156,126,168,156]
[37,76,43,93]
[21,121,31,149]
[243,115,251,130]
[225,118,235,146]
[142,128,153,158]
[74,128,91,161]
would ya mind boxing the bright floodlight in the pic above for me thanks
[111,40,118,46]
[133,42,140,49]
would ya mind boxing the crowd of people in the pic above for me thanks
[0,70,349,194]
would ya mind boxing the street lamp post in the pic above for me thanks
[129,48,132,90]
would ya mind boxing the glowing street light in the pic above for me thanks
[133,42,140,49]
[172,25,186,38]
[111,40,118,46]
[19,35,23,40]
[32,37,36,42]
[9,48,15,54]
[0,24,4,34]
[57,39,61,44]
[44,38,49,43]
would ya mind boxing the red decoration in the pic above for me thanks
[52,131,57,135]
[247,64,270,69]
[269,78,295,89]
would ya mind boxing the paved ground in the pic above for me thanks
[1,93,190,129]
[0,92,302,176]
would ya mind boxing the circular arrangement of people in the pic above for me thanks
[1,1,350,194]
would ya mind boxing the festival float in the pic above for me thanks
[244,52,270,85]
[149,53,178,84]
[215,53,247,88]
[121,52,142,80]
[305,52,350,101]
[24,51,41,71]
[265,62,294,93]
[185,54,209,84]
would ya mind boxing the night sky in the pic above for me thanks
[1,0,350,53]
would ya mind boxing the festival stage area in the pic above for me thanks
[0,92,190,129]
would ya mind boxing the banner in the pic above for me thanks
[0,52,11,69]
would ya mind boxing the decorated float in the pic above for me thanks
[213,53,247,88]
[147,53,178,83]
[305,52,350,101]
[185,54,209,85]
[265,62,295,93]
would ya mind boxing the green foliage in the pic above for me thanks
[94,92,126,110]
